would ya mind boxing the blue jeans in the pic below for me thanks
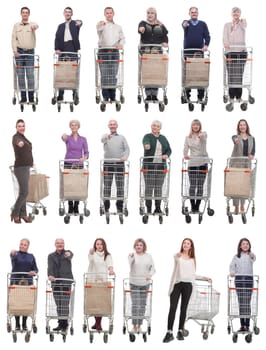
[235,275,253,327]
[98,49,119,100]
[15,48,35,100]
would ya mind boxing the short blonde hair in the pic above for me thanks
[133,238,147,253]
[69,119,80,128]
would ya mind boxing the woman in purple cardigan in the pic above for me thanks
[62,119,89,214]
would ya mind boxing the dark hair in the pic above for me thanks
[104,7,114,12]
[237,119,251,135]
[64,7,73,13]
[93,238,110,260]
[21,7,30,14]
[16,119,25,126]
[180,238,196,266]
[237,238,251,258]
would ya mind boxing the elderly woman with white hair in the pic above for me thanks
[223,7,247,101]
[138,7,169,101]
[62,119,89,214]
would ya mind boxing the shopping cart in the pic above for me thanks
[123,278,153,343]
[224,157,257,224]
[223,47,255,111]
[227,275,260,343]
[181,157,214,224]
[83,273,115,343]
[59,159,90,224]
[45,278,75,342]
[10,165,49,221]
[51,52,81,112]
[95,48,124,112]
[7,272,38,343]
[139,157,170,224]
[181,49,210,111]
[99,159,129,224]
[12,54,40,112]
[185,279,220,340]
[138,44,169,112]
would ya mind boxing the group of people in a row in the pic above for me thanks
[11,117,255,223]
[10,236,256,341]
[12,5,248,103]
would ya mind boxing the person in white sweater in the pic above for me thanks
[163,238,210,343]
[88,238,114,331]
[183,119,209,213]
[128,238,155,332]
[229,238,255,332]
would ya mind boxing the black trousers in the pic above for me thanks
[103,162,125,211]
[235,275,253,327]
[226,51,247,99]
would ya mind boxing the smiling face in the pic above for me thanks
[19,239,29,253]
[191,121,201,133]
[64,8,73,21]
[238,120,247,134]
[151,121,161,135]
[95,239,104,252]
[182,239,192,253]
[108,120,118,134]
[232,9,241,22]
[16,121,25,135]
[104,8,114,22]
[55,239,65,252]
[135,241,145,254]
[240,240,250,252]
[147,8,156,23]
[189,7,198,20]
[21,8,30,22]
[70,122,79,134]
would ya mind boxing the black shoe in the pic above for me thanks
[238,326,246,332]
[146,207,152,214]
[154,207,162,214]
[15,326,21,331]
[177,330,184,340]
[57,96,64,102]
[110,97,116,102]
[29,98,34,103]
[152,95,158,101]
[68,207,74,214]
[22,326,28,331]
[53,325,62,331]
[19,98,27,103]
[145,95,152,101]
[163,332,174,343]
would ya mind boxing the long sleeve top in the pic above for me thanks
[88,251,113,276]
[231,134,255,157]
[229,252,256,275]
[168,256,196,295]
[97,20,125,47]
[142,133,171,161]
[12,132,33,167]
[182,20,210,49]
[63,134,89,161]
[47,250,74,280]
[183,132,208,166]
[138,21,168,44]
[223,20,246,52]
[128,253,155,286]
[12,21,38,51]
[101,133,130,160]
[10,251,38,284]
[55,20,82,51]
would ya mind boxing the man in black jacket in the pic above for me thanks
[54,7,82,101]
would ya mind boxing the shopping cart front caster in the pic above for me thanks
[122,326,126,334]
[59,208,65,216]
[84,208,90,217]
[245,334,252,343]
[227,325,231,334]
[124,208,129,217]
[241,213,247,224]
[143,333,147,342]
[120,95,125,104]
[159,215,163,224]
[90,333,94,343]
[100,103,106,112]
[183,329,189,337]
[103,333,108,343]
[198,214,203,224]
[129,333,136,342]
[188,103,194,111]
[139,207,145,215]
[226,103,233,112]
[249,95,255,104]
[252,206,255,216]
[25,332,31,343]
[106,213,110,224]
[109,324,114,335]
[137,95,142,104]
[32,104,36,112]
[201,103,205,112]
[185,215,191,223]
[159,103,165,112]
[254,326,260,335]
[62,334,66,342]
[116,103,121,111]
[203,332,208,340]
[119,213,124,224]
[223,95,228,103]
[96,96,100,104]
[51,97,56,105]
[43,208,47,216]
[12,97,16,105]
[12,332,17,343]
[82,324,87,333]
[32,324,38,333]
[7,323,11,333]
[49,333,54,342]
[20,104,24,112]
[73,95,79,105]
[232,334,238,343]
[240,103,248,111]
[57,104,61,112]
[147,326,151,335]
[163,96,168,105]
[165,207,169,216]
[142,215,149,224]
[79,215,84,224]
[145,103,149,112]
[70,327,74,335]
[210,325,215,334]
[70,103,74,112]
[228,214,233,224]
[64,215,70,224]
[207,208,215,216]
[181,95,186,104]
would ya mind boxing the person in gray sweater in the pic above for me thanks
[48,238,74,332]
[229,238,255,332]
[101,119,130,213]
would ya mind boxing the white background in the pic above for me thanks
[1,0,264,349]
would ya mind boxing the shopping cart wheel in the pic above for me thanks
[62,334,66,342]
[46,326,49,334]
[232,334,238,343]
[124,208,129,217]
[12,332,17,343]
[183,329,189,337]
[70,103,74,112]
[223,95,228,103]
[12,97,16,105]
[240,103,248,111]
[34,208,39,215]
[106,213,110,224]
[70,327,74,335]
[142,215,149,224]
[64,215,70,224]
[198,214,203,224]
[163,96,168,105]
[43,208,47,216]
[228,214,233,224]
[25,332,31,343]
[73,95,79,105]
[251,207,255,216]
[147,326,151,335]
[122,326,126,334]
[129,333,136,342]
[226,103,233,112]
[181,95,186,104]
[100,103,106,112]
[57,104,61,112]
[90,333,94,343]
[137,95,141,104]
[29,213,34,221]
[145,103,149,112]
[95,96,100,104]
[245,334,252,343]
[143,333,147,342]
[7,323,11,333]
[227,325,231,334]
[207,208,215,216]
[32,104,36,112]
[185,215,191,224]
[82,324,87,333]
[116,103,121,112]
[253,326,260,335]
[51,97,56,105]
[159,215,163,224]
[120,95,125,104]
[49,333,54,342]
[139,207,145,215]
[249,96,255,104]
[159,103,165,112]
[201,103,205,112]
[203,332,208,340]
[59,208,65,216]
[119,213,124,224]
[188,103,194,111]
[20,104,24,112]
[241,213,247,224]
[84,209,90,217]
[210,325,215,334]
[79,215,84,224]
[100,207,104,216]
[36,97,39,105]
[109,324,114,335]
[32,324,38,333]
[103,333,108,343]
[165,207,169,216]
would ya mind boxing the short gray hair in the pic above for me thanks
[151,120,162,128]
[232,7,241,13]
[69,119,80,128]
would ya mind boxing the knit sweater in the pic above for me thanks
[142,133,171,161]
[183,132,208,166]
[88,251,113,275]
[229,252,255,275]
[223,21,246,52]
[183,20,210,49]
[128,253,155,286]
[138,21,168,44]
[101,133,130,160]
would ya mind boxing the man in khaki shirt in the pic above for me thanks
[12,7,38,103]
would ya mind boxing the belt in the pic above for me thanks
[99,48,118,52]
[17,47,34,51]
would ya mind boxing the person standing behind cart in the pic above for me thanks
[138,7,168,101]
[182,7,210,101]
[101,119,130,213]
[62,119,89,215]
[229,238,255,332]
[12,7,38,103]
[223,7,247,101]
[128,238,155,333]
[163,238,211,343]
[54,7,82,102]
[142,120,171,214]
[10,238,38,331]
[88,238,114,331]
[97,7,125,102]
[48,238,74,332]
[183,119,208,213]
[11,119,33,224]
[231,119,255,214]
